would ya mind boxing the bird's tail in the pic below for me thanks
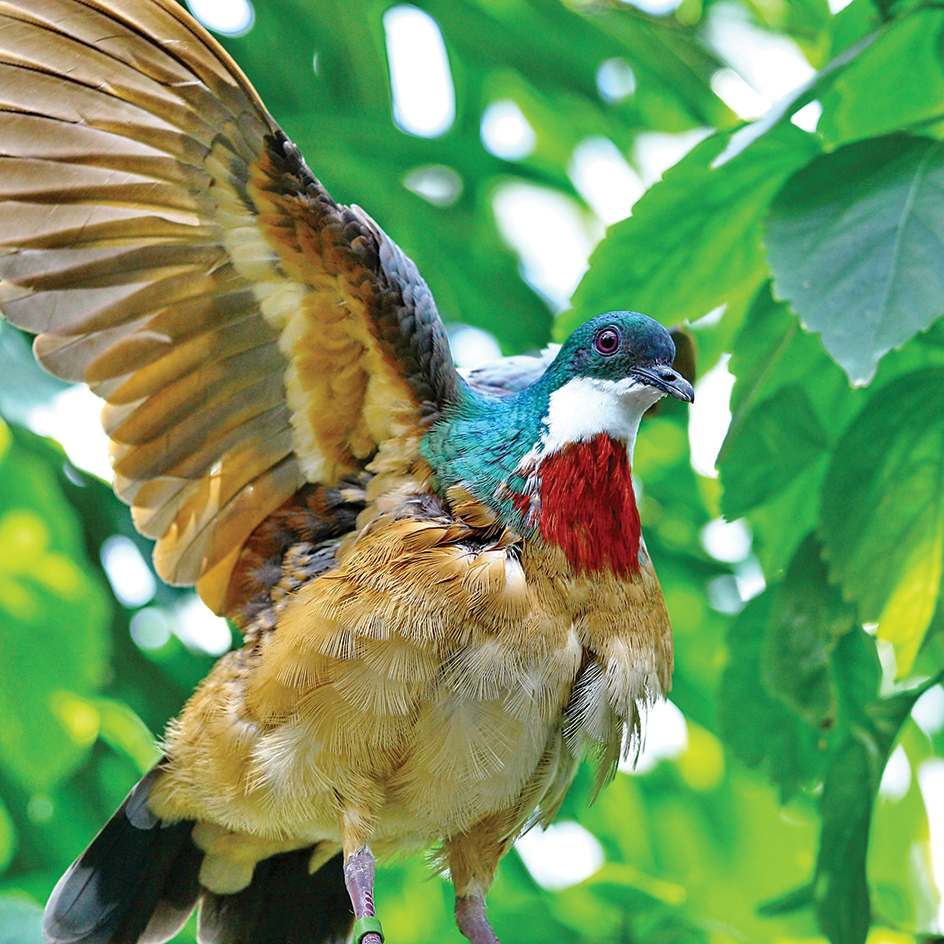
[44,767,353,944]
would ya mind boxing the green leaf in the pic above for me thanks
[564,123,821,333]
[718,592,826,800]
[720,538,859,805]
[818,8,944,147]
[820,367,944,674]
[813,629,880,944]
[762,536,857,727]
[721,286,852,574]
[725,284,856,445]
[766,135,944,385]
[747,459,829,578]
[720,383,829,517]
[815,736,872,944]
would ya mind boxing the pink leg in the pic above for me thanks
[455,894,500,944]
[344,846,384,944]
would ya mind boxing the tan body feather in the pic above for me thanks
[151,471,672,896]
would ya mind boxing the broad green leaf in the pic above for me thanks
[770,0,832,55]
[762,536,857,726]
[766,135,944,385]
[818,8,944,147]
[720,384,828,518]
[827,0,881,60]
[719,593,826,800]
[722,287,850,574]
[0,425,111,790]
[719,537,856,804]
[820,367,944,674]
[726,285,856,442]
[564,123,821,333]
[878,525,944,677]
[747,460,829,578]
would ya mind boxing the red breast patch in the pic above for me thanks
[538,434,641,576]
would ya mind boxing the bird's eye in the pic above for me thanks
[594,327,620,355]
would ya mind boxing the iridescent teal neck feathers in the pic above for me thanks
[421,311,693,542]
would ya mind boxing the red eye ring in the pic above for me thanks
[594,327,620,355]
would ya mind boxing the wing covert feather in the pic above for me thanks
[0,0,458,611]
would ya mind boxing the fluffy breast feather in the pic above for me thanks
[151,481,672,856]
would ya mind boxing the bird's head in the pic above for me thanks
[537,311,694,455]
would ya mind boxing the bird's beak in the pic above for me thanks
[632,365,695,403]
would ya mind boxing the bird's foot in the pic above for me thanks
[344,846,384,943]
[455,894,500,944]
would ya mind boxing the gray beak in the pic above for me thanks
[631,365,695,403]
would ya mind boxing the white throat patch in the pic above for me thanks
[542,375,665,457]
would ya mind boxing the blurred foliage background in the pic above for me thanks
[2,0,944,942]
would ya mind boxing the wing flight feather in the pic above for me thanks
[0,0,458,611]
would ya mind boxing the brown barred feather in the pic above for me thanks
[0,0,457,611]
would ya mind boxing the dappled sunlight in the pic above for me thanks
[688,354,734,479]
[384,5,455,138]
[51,692,100,748]
[480,100,537,162]
[515,821,604,890]
[24,386,112,481]
[101,536,156,610]
[186,0,253,36]
[0,511,84,618]
[492,182,597,309]
[172,596,232,657]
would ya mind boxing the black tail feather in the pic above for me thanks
[198,849,353,944]
[44,767,353,944]
[43,768,203,944]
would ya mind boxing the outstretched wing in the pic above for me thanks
[0,0,457,611]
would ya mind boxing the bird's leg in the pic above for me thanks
[343,846,383,944]
[455,892,500,944]
[445,816,509,944]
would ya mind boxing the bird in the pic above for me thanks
[0,1,695,942]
